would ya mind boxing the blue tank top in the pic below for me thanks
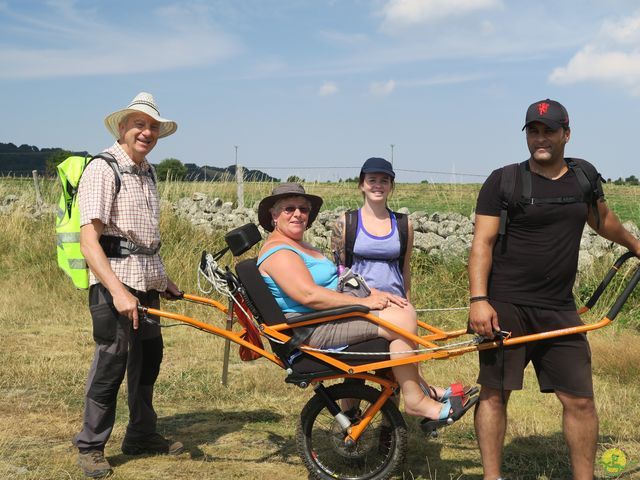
[352,209,406,297]
[257,245,338,313]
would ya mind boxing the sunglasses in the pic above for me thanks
[281,205,311,215]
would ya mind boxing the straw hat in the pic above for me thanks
[258,183,323,232]
[104,92,177,139]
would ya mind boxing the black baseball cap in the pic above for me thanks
[522,99,570,131]
[360,157,395,178]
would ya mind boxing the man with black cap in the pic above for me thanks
[468,99,640,479]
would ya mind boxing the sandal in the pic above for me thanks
[423,382,479,402]
[420,393,479,435]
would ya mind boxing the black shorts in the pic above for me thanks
[477,300,593,397]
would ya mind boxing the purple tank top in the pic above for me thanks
[351,209,406,297]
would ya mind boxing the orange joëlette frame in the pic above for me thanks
[141,251,640,377]
[138,252,640,443]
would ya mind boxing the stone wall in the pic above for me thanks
[173,192,640,271]
[3,191,636,272]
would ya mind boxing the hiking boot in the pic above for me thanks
[77,450,113,478]
[121,432,184,455]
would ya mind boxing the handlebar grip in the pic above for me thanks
[200,251,208,271]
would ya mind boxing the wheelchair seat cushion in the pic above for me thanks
[291,337,390,375]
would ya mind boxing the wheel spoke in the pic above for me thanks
[297,383,407,480]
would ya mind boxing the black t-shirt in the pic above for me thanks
[476,160,602,310]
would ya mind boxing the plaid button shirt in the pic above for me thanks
[78,142,167,292]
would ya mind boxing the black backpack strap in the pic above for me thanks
[498,163,519,236]
[566,158,601,230]
[92,152,122,194]
[519,160,532,203]
[344,209,358,268]
[393,211,409,269]
[149,166,157,185]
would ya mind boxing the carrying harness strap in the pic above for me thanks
[99,235,161,258]
[92,153,123,195]
[93,154,159,259]
[344,209,408,269]
[498,158,602,239]
[119,164,157,184]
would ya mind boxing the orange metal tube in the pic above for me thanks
[142,306,283,368]
[345,385,396,443]
[181,293,228,313]
[270,312,442,349]
[477,317,612,350]
[143,289,616,378]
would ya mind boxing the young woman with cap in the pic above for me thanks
[332,159,477,405]
[256,183,476,424]
[332,157,413,301]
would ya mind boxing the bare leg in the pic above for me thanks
[556,391,598,480]
[377,306,445,419]
[475,386,510,480]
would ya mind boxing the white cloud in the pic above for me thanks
[380,0,502,31]
[601,15,640,45]
[0,2,240,79]
[370,80,396,96]
[318,81,339,96]
[549,12,640,95]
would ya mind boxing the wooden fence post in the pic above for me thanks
[236,164,244,208]
[32,170,43,206]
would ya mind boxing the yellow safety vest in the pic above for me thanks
[55,154,120,289]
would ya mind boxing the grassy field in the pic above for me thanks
[1,179,640,479]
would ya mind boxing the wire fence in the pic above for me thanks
[0,165,489,184]
[244,165,488,184]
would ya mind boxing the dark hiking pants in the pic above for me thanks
[74,284,163,452]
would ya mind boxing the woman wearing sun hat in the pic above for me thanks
[256,182,477,426]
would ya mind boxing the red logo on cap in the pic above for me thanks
[537,102,550,116]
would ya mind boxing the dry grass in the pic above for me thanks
[1,182,640,479]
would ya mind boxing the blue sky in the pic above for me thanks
[2,0,640,182]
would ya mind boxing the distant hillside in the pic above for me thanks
[0,142,87,176]
[183,163,279,182]
[0,142,279,182]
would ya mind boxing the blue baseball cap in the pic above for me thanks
[360,157,395,179]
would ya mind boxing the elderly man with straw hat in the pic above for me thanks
[73,92,183,478]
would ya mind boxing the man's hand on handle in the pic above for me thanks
[469,300,500,339]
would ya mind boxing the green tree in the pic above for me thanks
[625,175,639,186]
[156,158,187,181]
[45,149,73,176]
[287,175,305,183]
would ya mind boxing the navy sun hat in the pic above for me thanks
[360,157,395,179]
[522,99,570,131]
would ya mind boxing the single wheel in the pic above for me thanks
[296,383,408,480]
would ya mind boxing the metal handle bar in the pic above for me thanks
[605,262,640,321]
[580,251,637,312]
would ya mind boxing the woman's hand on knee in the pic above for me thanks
[370,288,409,308]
